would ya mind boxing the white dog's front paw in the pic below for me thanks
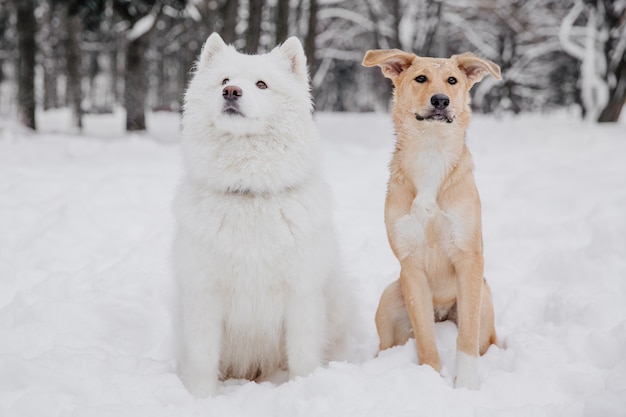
[288,358,320,380]
[287,346,321,380]
[454,351,480,390]
[178,367,218,398]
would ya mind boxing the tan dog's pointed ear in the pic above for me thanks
[362,49,415,80]
[453,53,502,86]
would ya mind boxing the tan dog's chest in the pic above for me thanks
[386,139,474,262]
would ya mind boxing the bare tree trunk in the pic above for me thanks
[111,36,121,104]
[154,45,168,111]
[42,2,60,110]
[125,32,150,131]
[65,8,83,129]
[422,0,443,56]
[598,63,626,123]
[275,0,289,45]
[124,5,161,132]
[390,0,401,49]
[16,0,37,129]
[597,0,626,123]
[245,0,264,53]
[304,0,318,80]
[433,2,448,58]
[104,0,119,107]
[221,0,239,44]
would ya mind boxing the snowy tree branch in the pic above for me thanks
[559,0,586,61]
[127,5,161,42]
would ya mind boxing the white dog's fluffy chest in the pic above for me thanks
[175,178,333,276]
[174,177,337,378]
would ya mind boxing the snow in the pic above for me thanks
[1,109,625,416]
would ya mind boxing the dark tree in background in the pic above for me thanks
[40,1,60,110]
[304,0,318,80]
[0,3,8,89]
[221,0,239,45]
[117,0,188,131]
[116,2,161,131]
[245,0,264,54]
[275,0,290,45]
[596,0,626,123]
[15,0,37,129]
[560,0,626,122]
[65,1,83,129]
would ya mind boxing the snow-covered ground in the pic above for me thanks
[1,109,625,416]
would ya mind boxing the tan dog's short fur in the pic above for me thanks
[362,49,501,389]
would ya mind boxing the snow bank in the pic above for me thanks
[1,109,625,416]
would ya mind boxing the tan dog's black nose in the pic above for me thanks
[431,94,450,109]
[222,85,242,100]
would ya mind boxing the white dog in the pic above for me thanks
[173,33,351,398]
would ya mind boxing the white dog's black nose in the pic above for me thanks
[431,94,450,109]
[223,85,242,100]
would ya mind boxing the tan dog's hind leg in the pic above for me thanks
[375,280,412,350]
[479,279,497,355]
[400,258,441,372]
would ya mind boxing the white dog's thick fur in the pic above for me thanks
[173,33,351,398]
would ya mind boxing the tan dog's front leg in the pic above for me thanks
[453,251,484,389]
[399,256,441,372]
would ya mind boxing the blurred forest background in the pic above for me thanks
[0,0,624,132]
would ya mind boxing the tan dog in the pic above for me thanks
[362,49,501,389]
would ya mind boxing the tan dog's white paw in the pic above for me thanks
[454,351,480,389]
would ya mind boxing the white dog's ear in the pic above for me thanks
[200,32,228,66]
[277,37,309,82]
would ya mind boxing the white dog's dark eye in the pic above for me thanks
[256,81,268,89]
[415,75,427,83]
[447,77,457,85]
[222,78,229,85]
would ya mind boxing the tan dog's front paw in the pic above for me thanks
[454,351,479,389]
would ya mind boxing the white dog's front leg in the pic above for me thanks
[177,288,222,398]
[285,290,325,379]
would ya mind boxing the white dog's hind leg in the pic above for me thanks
[177,288,222,398]
[285,289,325,379]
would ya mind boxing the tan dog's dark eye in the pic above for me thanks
[415,75,427,83]
[222,78,229,85]
[448,77,457,85]
[256,81,268,89]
